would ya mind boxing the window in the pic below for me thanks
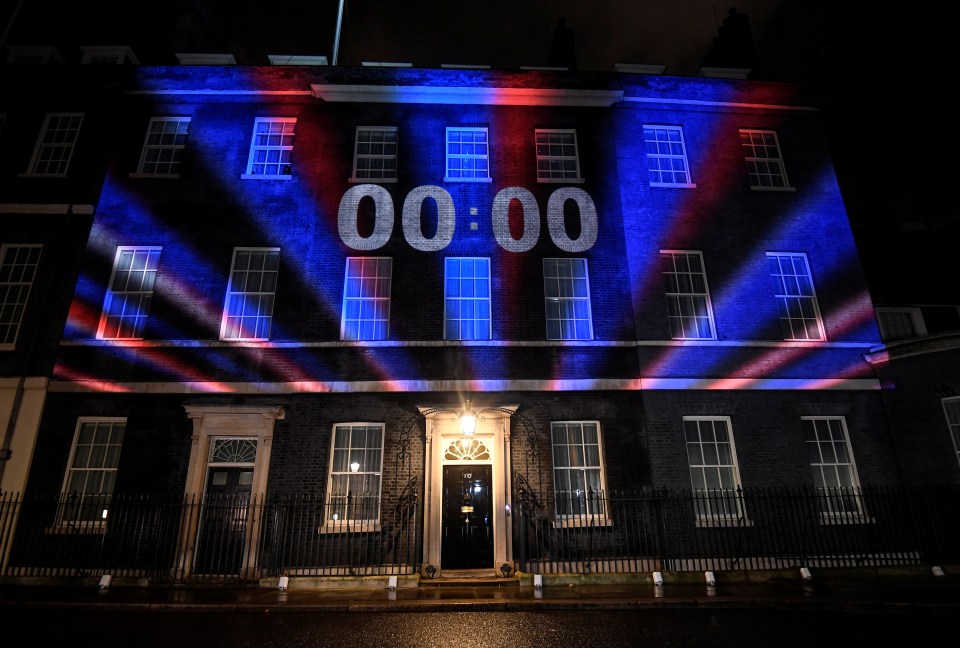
[136,117,190,176]
[0,244,42,348]
[543,258,593,340]
[341,257,392,340]
[661,250,716,339]
[444,257,491,340]
[326,423,384,525]
[243,118,295,178]
[59,418,125,526]
[80,46,138,65]
[445,127,490,181]
[943,398,960,472]
[551,421,607,519]
[27,113,83,176]
[643,125,694,187]
[6,45,64,64]
[220,248,280,341]
[97,246,162,340]
[684,417,744,521]
[351,126,397,182]
[740,129,791,190]
[767,252,825,341]
[535,128,582,182]
[803,417,864,518]
[876,307,926,341]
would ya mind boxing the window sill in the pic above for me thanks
[241,174,292,180]
[17,172,67,179]
[129,172,181,179]
[819,514,874,526]
[317,522,381,534]
[0,344,14,351]
[695,517,754,528]
[749,185,796,192]
[650,182,697,189]
[552,517,612,529]
[349,177,397,184]
[537,177,585,184]
[444,177,492,183]
[220,336,271,343]
[46,522,106,535]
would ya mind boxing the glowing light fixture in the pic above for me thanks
[459,401,477,436]
[350,461,360,473]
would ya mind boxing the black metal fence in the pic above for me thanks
[2,484,958,583]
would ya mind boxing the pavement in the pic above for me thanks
[3,566,960,614]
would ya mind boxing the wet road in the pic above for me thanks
[2,607,952,647]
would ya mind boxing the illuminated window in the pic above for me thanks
[942,398,960,472]
[243,117,295,178]
[98,246,162,340]
[684,417,745,521]
[643,125,694,187]
[136,117,190,176]
[221,248,280,341]
[876,307,926,341]
[59,418,125,526]
[326,423,384,525]
[551,421,607,519]
[740,129,790,190]
[444,257,491,340]
[445,127,490,181]
[351,126,397,182]
[0,244,42,348]
[767,252,825,341]
[661,250,716,340]
[341,257,392,341]
[803,417,864,518]
[535,128,582,182]
[543,258,593,340]
[27,113,83,176]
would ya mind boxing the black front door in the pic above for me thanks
[194,467,253,575]
[441,464,493,569]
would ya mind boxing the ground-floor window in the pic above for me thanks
[326,423,384,524]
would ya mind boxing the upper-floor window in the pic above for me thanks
[543,258,593,340]
[341,257,392,341]
[220,248,280,341]
[136,117,190,177]
[445,127,490,182]
[59,418,125,527]
[684,416,744,522]
[551,421,607,520]
[875,307,927,342]
[243,118,295,179]
[739,129,791,190]
[661,250,716,340]
[767,252,825,341]
[97,246,162,340]
[351,126,398,182]
[803,416,863,519]
[643,125,694,187]
[0,244,42,348]
[326,423,384,527]
[444,257,491,340]
[535,128,582,182]
[27,113,83,176]
[942,398,960,473]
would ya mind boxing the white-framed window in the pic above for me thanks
[739,129,791,190]
[59,418,126,527]
[27,113,83,176]
[643,125,695,187]
[661,250,716,340]
[220,248,280,341]
[445,127,490,182]
[135,117,190,176]
[444,257,491,340]
[802,416,864,519]
[341,257,392,341]
[243,117,295,178]
[551,421,607,520]
[0,244,42,348]
[876,307,927,342]
[942,398,960,472]
[325,423,384,527]
[535,128,582,182]
[684,417,745,522]
[351,126,398,182]
[543,258,593,340]
[767,252,825,341]
[97,246,162,340]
